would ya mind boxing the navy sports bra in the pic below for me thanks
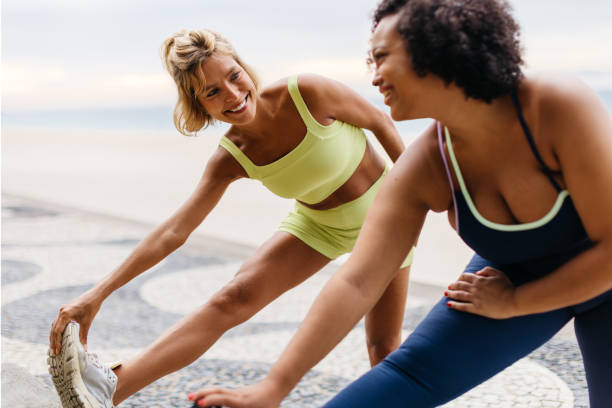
[438,90,593,271]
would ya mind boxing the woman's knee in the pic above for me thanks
[208,274,261,321]
[366,333,402,363]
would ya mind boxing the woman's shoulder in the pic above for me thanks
[399,121,453,213]
[261,74,341,119]
[525,72,602,118]
[285,73,340,103]
[259,77,290,100]
[259,74,333,106]
[524,72,610,151]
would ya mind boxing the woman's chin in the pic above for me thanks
[389,107,409,122]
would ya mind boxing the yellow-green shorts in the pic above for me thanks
[279,168,414,268]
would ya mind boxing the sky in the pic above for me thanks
[2,0,612,113]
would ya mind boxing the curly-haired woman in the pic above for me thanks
[46,28,414,407]
[193,0,612,406]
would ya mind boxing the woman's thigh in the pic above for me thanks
[324,255,573,407]
[217,231,332,313]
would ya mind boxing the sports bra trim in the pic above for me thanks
[219,74,341,178]
[443,125,571,232]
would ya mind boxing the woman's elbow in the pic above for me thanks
[161,227,190,251]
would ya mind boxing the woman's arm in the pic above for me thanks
[93,147,244,297]
[191,130,448,407]
[49,147,244,353]
[447,78,612,318]
[298,74,405,161]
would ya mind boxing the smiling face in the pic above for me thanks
[197,52,257,125]
[370,13,423,121]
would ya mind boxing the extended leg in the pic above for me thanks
[112,232,330,404]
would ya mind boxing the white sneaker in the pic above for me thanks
[48,322,118,408]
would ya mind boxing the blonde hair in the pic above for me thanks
[161,29,260,136]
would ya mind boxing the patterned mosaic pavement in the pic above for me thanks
[1,194,588,407]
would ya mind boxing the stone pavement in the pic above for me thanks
[1,194,588,407]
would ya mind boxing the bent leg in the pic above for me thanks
[113,232,330,404]
[324,255,573,407]
[573,291,612,408]
[364,265,410,366]
[326,298,571,407]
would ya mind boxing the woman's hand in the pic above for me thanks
[49,288,104,355]
[446,267,519,319]
[188,378,285,408]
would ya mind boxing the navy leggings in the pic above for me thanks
[323,255,612,408]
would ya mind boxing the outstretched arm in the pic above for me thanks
[49,147,245,354]
[297,74,405,161]
[191,129,446,408]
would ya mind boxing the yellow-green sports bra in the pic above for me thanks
[219,75,367,205]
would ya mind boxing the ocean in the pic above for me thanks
[3,91,612,142]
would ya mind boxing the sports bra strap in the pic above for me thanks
[510,89,563,192]
[219,136,257,178]
[287,75,326,131]
[437,121,461,232]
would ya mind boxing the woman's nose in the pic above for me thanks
[225,83,241,101]
[371,72,382,87]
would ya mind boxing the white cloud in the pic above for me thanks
[3,0,103,11]
[1,57,378,112]
[523,31,612,72]
[2,62,175,111]
[3,0,611,111]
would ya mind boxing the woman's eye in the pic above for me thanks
[231,72,240,81]
[207,88,218,97]
[367,52,384,68]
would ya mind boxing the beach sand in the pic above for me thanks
[2,127,473,287]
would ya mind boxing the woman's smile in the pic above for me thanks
[225,94,249,114]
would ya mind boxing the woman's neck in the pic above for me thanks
[233,93,274,140]
[431,84,521,146]
[233,93,284,140]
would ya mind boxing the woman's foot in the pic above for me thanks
[48,322,118,408]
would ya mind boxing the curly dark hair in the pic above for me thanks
[372,0,524,103]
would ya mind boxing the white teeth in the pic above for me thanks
[229,97,247,112]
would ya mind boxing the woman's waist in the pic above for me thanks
[475,237,595,285]
[258,131,367,205]
[294,165,389,229]
[297,141,386,210]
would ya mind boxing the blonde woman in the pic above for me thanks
[47,28,413,407]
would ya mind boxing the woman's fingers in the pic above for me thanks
[189,387,222,402]
[200,393,238,407]
[78,321,91,351]
[447,280,472,292]
[445,290,472,302]
[476,266,503,277]
[188,382,281,408]
[445,267,517,318]
[49,312,70,355]
[190,388,236,408]
[457,272,479,283]
[446,300,477,313]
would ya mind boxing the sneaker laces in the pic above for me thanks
[85,352,117,384]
